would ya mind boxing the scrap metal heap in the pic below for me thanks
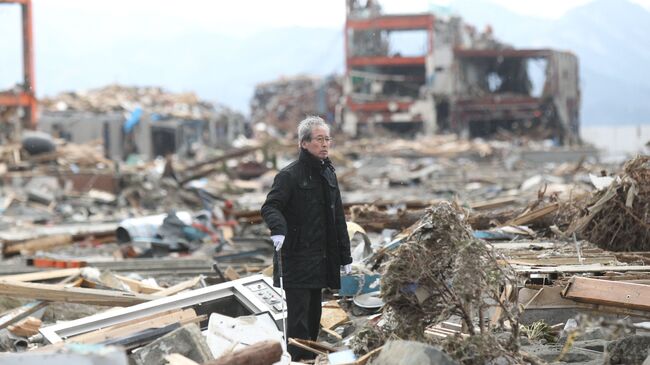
[341,0,580,144]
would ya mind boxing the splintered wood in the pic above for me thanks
[320,300,349,330]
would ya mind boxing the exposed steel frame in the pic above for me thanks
[344,12,434,115]
[0,0,37,129]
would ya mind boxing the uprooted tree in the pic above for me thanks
[354,201,529,364]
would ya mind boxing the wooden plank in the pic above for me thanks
[562,276,650,311]
[0,301,49,330]
[114,274,162,294]
[0,268,82,282]
[287,338,326,356]
[154,276,202,297]
[470,197,518,211]
[67,309,199,344]
[490,284,513,326]
[0,280,157,306]
[203,340,282,365]
[504,256,617,266]
[513,264,650,274]
[321,326,342,340]
[4,234,73,255]
[165,353,200,365]
[506,203,559,226]
[488,241,556,250]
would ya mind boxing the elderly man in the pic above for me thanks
[261,116,352,361]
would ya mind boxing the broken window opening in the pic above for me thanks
[350,65,425,100]
[387,30,428,57]
[459,56,549,98]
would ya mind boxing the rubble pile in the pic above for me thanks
[3,112,650,364]
[40,84,218,120]
[568,155,650,251]
[250,75,342,134]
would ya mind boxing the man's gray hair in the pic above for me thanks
[298,116,329,144]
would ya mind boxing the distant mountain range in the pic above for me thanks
[450,0,650,125]
[1,0,648,125]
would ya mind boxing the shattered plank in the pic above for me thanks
[506,203,559,226]
[154,276,202,297]
[0,280,157,306]
[562,276,650,311]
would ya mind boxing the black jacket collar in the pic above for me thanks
[299,148,334,172]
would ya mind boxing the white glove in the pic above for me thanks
[343,264,352,274]
[271,235,285,251]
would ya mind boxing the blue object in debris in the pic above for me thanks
[473,230,516,240]
[339,273,382,296]
[123,107,143,133]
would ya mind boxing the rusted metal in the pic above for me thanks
[0,0,37,129]
[346,14,434,31]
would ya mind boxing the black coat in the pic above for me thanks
[261,148,352,289]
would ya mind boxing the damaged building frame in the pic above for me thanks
[341,0,581,144]
[451,48,580,145]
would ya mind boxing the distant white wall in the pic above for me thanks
[581,124,650,162]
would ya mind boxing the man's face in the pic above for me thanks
[301,126,331,160]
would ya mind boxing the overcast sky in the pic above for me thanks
[3,0,650,38]
[2,0,650,106]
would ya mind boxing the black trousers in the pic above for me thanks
[285,288,322,360]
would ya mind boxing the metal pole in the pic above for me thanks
[277,250,288,347]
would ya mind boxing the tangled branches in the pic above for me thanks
[568,155,650,251]
[380,202,519,344]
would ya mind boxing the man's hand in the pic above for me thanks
[271,235,285,251]
[342,264,352,274]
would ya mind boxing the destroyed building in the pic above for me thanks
[39,85,247,160]
[250,75,342,135]
[341,0,580,144]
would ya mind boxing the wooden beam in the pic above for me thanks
[504,256,617,266]
[114,274,162,294]
[506,203,559,226]
[0,280,157,306]
[513,264,650,274]
[3,234,73,255]
[154,276,201,297]
[562,276,650,311]
[204,340,282,365]
[0,268,81,282]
